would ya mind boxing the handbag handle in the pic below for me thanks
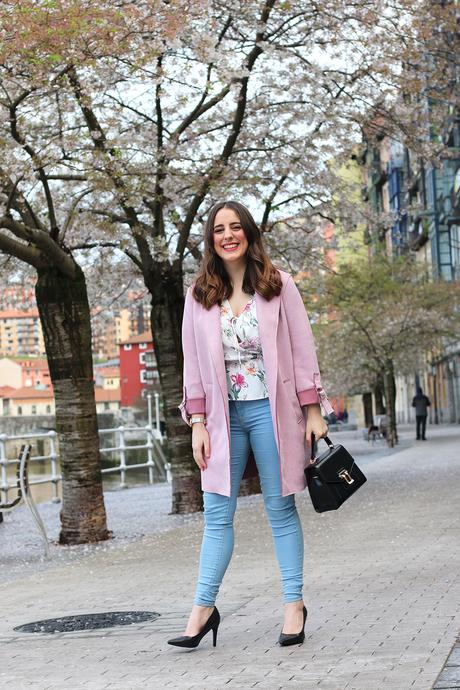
[310,432,334,462]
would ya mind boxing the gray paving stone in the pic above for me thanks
[433,637,460,689]
[0,424,459,690]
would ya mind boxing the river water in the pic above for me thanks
[3,460,160,505]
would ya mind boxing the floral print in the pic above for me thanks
[220,294,269,401]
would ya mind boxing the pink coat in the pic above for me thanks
[178,269,333,497]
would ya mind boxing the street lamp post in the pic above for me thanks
[147,393,152,428]
[431,363,439,425]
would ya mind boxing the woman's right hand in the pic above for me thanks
[192,423,211,470]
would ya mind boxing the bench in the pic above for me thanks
[362,415,388,444]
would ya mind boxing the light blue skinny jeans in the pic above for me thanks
[194,397,304,606]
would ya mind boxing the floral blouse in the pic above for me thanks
[220,294,269,400]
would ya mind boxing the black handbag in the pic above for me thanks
[305,433,367,513]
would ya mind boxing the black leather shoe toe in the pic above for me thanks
[167,607,220,649]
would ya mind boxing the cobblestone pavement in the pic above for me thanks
[1,425,459,690]
[433,636,460,689]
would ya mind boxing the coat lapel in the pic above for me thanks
[255,291,281,448]
[207,302,227,405]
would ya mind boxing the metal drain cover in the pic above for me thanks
[14,611,160,634]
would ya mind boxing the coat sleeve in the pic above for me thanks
[282,275,334,415]
[178,286,206,426]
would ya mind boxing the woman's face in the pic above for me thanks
[212,207,249,265]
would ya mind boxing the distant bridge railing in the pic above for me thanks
[0,422,170,505]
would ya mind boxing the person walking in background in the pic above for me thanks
[412,387,431,440]
[168,200,333,650]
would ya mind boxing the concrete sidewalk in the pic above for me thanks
[1,425,459,689]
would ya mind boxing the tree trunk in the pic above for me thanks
[146,263,261,514]
[373,372,386,414]
[362,392,374,427]
[239,475,261,496]
[383,361,398,448]
[35,265,110,544]
[146,263,203,513]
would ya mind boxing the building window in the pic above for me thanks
[140,369,147,383]
[139,342,148,349]
[17,406,22,415]
[46,405,51,414]
[31,405,37,415]
[139,352,146,364]
[124,344,132,351]
[104,402,110,410]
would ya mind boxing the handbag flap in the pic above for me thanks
[313,444,356,483]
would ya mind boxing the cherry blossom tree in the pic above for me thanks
[2,0,458,512]
[313,254,460,446]
[65,0,459,509]
[0,0,190,540]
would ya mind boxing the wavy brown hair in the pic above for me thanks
[192,200,283,309]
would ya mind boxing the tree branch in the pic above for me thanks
[69,240,143,270]
[45,174,88,181]
[176,0,276,257]
[0,167,44,230]
[260,174,288,231]
[154,53,165,238]
[0,231,44,269]
[68,66,154,274]
[0,216,76,278]
[171,15,233,139]
[9,93,59,238]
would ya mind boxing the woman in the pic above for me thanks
[168,200,332,649]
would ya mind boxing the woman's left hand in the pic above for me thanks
[305,404,328,461]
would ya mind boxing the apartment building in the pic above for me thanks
[94,366,120,390]
[360,109,460,424]
[0,386,55,416]
[0,310,45,358]
[0,357,51,389]
[0,283,36,311]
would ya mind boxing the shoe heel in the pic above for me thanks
[167,606,220,649]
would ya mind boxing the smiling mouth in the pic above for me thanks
[222,244,239,251]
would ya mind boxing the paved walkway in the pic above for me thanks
[1,424,459,689]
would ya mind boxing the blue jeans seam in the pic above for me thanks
[288,501,304,603]
[197,488,233,607]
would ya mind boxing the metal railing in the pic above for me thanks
[0,421,170,504]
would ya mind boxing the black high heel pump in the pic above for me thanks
[167,607,220,648]
[278,605,307,646]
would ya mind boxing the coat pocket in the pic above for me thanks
[282,377,304,424]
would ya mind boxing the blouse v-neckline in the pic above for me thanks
[225,294,254,319]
